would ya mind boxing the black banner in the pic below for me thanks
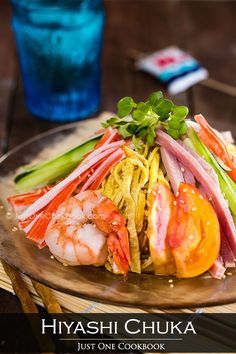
[0,313,236,353]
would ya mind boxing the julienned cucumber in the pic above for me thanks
[14,134,103,192]
[187,129,236,218]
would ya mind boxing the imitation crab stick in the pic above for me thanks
[81,149,125,191]
[18,141,124,222]
[15,134,125,244]
[8,186,51,208]
[195,114,236,183]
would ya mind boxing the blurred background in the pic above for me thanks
[0,0,236,155]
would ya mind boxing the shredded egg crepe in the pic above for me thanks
[102,145,170,273]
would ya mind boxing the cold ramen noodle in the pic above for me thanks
[8,92,236,279]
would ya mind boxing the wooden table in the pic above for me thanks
[0,0,236,312]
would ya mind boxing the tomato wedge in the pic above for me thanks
[168,182,220,278]
[195,114,236,183]
[147,183,176,275]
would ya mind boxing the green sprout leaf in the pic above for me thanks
[103,91,189,149]
[132,135,143,150]
[154,99,174,120]
[132,102,150,121]
[117,97,136,118]
[148,91,163,107]
[167,128,180,140]
[172,106,189,118]
[102,117,120,128]
[179,121,187,135]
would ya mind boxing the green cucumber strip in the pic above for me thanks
[14,134,102,192]
[187,129,236,218]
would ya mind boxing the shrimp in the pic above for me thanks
[45,190,130,274]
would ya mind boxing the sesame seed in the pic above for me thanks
[112,221,118,225]
[152,191,157,196]
[223,275,226,279]
[173,201,177,206]
[181,167,185,173]
[191,190,195,195]
[168,279,173,283]
[50,255,54,260]
[206,221,211,226]
[91,169,94,173]
[183,189,188,193]
[63,263,68,267]
[11,226,18,232]
[176,192,179,197]
[87,174,91,178]
[199,195,204,200]
[170,284,174,288]
[6,212,11,217]
[179,199,185,204]
[189,235,194,240]
[0,205,3,209]
[226,272,232,276]
[191,207,197,212]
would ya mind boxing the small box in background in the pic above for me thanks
[136,46,208,95]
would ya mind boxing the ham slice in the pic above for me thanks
[220,232,235,268]
[160,147,184,195]
[180,140,220,190]
[179,162,196,186]
[209,257,226,279]
[156,130,236,254]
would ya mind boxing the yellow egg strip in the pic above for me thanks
[101,144,170,275]
[114,159,141,273]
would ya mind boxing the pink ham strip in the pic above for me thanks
[160,147,184,195]
[220,232,235,268]
[197,187,235,268]
[19,140,125,221]
[179,140,220,189]
[156,130,236,254]
[179,163,196,186]
[209,257,226,279]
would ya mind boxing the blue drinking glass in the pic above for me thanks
[11,0,104,122]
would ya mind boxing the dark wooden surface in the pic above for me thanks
[0,0,236,312]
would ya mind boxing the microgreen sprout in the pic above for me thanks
[102,91,189,149]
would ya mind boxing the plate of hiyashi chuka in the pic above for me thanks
[1,92,236,308]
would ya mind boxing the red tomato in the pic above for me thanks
[167,183,220,278]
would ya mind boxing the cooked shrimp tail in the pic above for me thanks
[92,198,131,274]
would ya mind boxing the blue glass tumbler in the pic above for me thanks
[11,0,104,122]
